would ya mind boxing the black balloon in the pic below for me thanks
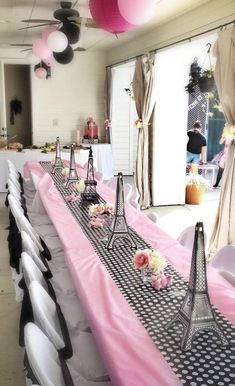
[60,22,80,44]
[54,8,79,21]
[53,45,74,64]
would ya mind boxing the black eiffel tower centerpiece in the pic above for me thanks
[166,222,228,351]
[65,144,79,188]
[81,147,99,203]
[51,137,64,174]
[105,172,137,250]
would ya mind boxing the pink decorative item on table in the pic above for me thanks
[89,0,135,33]
[133,248,173,289]
[65,193,77,203]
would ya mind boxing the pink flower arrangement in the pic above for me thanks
[132,249,173,290]
[132,250,150,269]
[88,203,114,217]
[65,194,77,203]
[89,217,105,229]
[151,272,173,291]
[105,119,112,127]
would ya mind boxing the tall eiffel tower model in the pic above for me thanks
[166,222,228,351]
[65,144,79,188]
[51,137,64,174]
[81,147,99,203]
[106,173,137,250]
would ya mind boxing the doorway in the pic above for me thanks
[4,64,32,147]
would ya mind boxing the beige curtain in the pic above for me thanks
[132,56,156,209]
[104,66,112,144]
[208,28,235,257]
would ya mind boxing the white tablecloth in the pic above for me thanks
[0,149,89,192]
[90,144,114,180]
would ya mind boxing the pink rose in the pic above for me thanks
[96,206,105,215]
[133,251,150,269]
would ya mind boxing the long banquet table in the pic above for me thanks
[24,161,235,386]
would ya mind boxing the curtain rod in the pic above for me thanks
[106,17,235,69]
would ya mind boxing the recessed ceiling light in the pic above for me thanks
[0,20,10,23]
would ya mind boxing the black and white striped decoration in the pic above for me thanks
[40,162,235,386]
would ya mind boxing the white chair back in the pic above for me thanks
[15,210,43,252]
[177,225,207,251]
[146,212,158,223]
[8,180,22,201]
[124,183,132,201]
[24,323,66,386]
[106,177,117,190]
[8,194,24,218]
[7,159,19,176]
[94,171,103,182]
[8,171,21,192]
[21,231,47,273]
[210,245,235,274]
[21,252,48,292]
[29,281,65,350]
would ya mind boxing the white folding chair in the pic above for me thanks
[24,322,73,386]
[8,171,22,192]
[106,177,117,190]
[21,253,88,331]
[8,194,24,220]
[146,212,158,223]
[94,171,103,182]
[129,199,140,210]
[7,159,19,177]
[21,231,48,274]
[177,225,207,251]
[29,281,69,353]
[8,180,22,202]
[124,183,132,201]
[210,245,235,275]
[29,282,109,382]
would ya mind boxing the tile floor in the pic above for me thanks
[0,187,221,385]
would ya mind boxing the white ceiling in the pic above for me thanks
[0,0,210,57]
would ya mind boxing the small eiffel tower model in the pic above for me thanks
[166,222,228,351]
[65,145,79,188]
[81,147,99,203]
[106,173,137,250]
[51,137,64,174]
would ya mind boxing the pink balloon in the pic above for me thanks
[43,53,56,67]
[33,38,52,60]
[42,25,58,41]
[118,0,156,25]
[89,0,135,34]
[35,67,47,79]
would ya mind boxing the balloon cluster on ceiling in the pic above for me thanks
[27,5,80,79]
[28,0,156,79]
[89,0,156,34]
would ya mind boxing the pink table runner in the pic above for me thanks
[25,161,235,386]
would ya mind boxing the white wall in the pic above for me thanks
[152,33,217,206]
[30,52,106,146]
[107,0,234,65]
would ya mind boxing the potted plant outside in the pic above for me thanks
[198,68,215,93]
[186,171,210,205]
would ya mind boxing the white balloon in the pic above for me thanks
[47,31,68,53]
[27,51,40,65]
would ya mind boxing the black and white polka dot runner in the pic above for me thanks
[40,162,235,386]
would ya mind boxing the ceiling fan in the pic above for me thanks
[11,1,97,52]
[19,1,97,30]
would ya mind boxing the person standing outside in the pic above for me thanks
[186,121,207,164]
